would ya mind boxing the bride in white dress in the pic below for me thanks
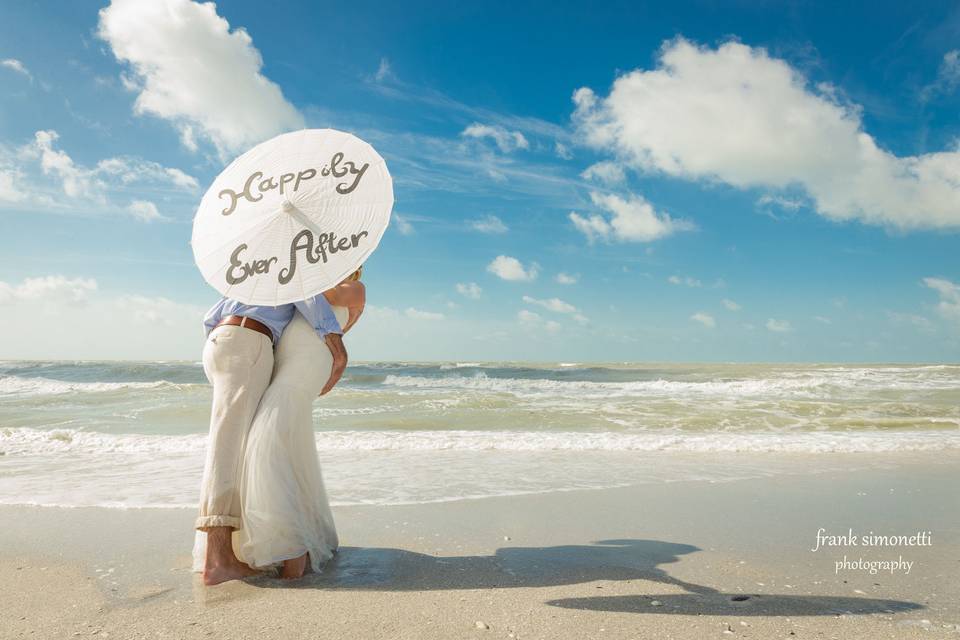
[193,273,364,580]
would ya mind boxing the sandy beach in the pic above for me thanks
[3,456,957,640]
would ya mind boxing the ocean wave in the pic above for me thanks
[380,370,957,398]
[0,376,196,397]
[4,426,960,455]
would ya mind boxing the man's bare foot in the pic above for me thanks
[202,526,259,586]
[203,560,259,586]
[281,552,308,580]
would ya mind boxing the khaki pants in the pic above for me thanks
[195,324,274,531]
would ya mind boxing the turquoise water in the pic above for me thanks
[1,360,958,507]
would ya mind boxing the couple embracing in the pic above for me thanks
[191,266,365,585]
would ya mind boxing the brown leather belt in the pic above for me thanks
[215,315,273,342]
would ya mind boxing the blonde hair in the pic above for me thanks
[347,265,363,281]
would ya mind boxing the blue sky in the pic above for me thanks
[1,0,958,362]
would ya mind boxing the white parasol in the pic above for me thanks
[191,128,393,305]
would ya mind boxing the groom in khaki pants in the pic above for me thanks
[197,295,348,585]
[198,308,280,585]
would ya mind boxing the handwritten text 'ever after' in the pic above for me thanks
[225,228,370,286]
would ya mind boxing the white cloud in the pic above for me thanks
[0,275,98,305]
[461,123,530,153]
[573,37,960,231]
[456,282,482,299]
[469,214,508,234]
[487,255,539,281]
[814,315,832,324]
[570,191,693,243]
[887,311,935,333]
[166,167,198,189]
[96,157,199,190]
[392,212,414,235]
[522,295,578,314]
[721,298,741,311]
[116,294,198,326]
[581,161,625,185]
[766,318,793,333]
[1,130,197,218]
[921,50,960,101]
[0,278,207,359]
[572,313,589,325]
[691,312,715,328]
[97,0,304,156]
[176,124,198,152]
[668,275,702,287]
[0,166,27,203]
[127,199,165,222]
[363,67,569,148]
[363,304,401,320]
[405,307,445,320]
[555,272,579,285]
[338,125,582,212]
[756,194,804,211]
[518,309,540,324]
[555,141,573,160]
[517,309,561,333]
[923,277,960,324]
[31,130,96,199]
[568,209,610,243]
[517,309,543,322]
[1,58,31,79]
[374,57,393,83]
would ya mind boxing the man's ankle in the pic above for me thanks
[204,526,239,564]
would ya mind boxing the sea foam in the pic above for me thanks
[4,426,960,455]
[380,368,959,399]
[0,376,191,397]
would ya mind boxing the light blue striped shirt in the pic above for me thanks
[203,294,342,345]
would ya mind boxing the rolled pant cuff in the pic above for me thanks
[195,515,242,530]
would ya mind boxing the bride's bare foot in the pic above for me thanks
[281,552,308,580]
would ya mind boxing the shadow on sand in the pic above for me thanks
[248,538,921,616]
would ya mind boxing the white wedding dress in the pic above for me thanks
[192,306,347,575]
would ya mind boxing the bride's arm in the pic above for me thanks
[313,282,363,397]
[323,281,365,333]
[319,333,347,396]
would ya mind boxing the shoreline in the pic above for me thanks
[3,459,957,639]
[5,449,959,512]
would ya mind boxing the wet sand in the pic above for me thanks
[2,458,958,639]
